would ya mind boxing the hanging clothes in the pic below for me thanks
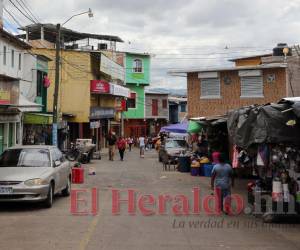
[257,144,269,167]
[232,145,239,168]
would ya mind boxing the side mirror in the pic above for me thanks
[54,160,61,167]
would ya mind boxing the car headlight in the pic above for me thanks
[24,178,48,187]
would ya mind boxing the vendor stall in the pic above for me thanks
[228,99,300,222]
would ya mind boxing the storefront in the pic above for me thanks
[23,113,53,145]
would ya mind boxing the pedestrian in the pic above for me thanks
[106,131,117,161]
[117,136,127,161]
[211,153,234,214]
[128,136,134,152]
[138,135,145,158]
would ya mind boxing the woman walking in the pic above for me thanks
[117,136,127,161]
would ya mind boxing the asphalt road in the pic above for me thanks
[0,148,300,250]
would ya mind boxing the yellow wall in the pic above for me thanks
[234,57,262,67]
[32,48,93,123]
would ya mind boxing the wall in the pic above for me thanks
[124,85,145,119]
[234,57,262,67]
[0,37,25,79]
[125,53,150,85]
[32,48,93,123]
[145,94,169,119]
[187,68,287,118]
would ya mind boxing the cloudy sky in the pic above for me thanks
[3,0,300,89]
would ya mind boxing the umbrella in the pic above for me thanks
[160,122,188,134]
[188,120,203,133]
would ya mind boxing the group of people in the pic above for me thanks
[106,132,151,161]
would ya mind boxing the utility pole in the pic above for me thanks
[52,23,61,146]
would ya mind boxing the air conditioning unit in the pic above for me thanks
[98,43,108,50]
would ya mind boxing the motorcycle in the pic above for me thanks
[66,139,96,164]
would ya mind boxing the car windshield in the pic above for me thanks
[0,148,50,168]
[165,140,186,148]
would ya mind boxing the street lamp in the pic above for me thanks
[52,9,93,146]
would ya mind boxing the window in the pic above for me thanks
[127,92,136,109]
[162,99,167,109]
[152,99,158,116]
[200,78,221,98]
[11,49,14,68]
[180,103,187,112]
[241,76,263,98]
[18,53,22,70]
[133,59,143,73]
[3,46,6,65]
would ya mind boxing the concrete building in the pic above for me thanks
[168,96,187,124]
[170,44,300,118]
[145,91,169,135]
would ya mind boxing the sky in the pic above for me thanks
[3,0,300,89]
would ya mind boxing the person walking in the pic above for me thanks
[117,136,127,161]
[128,136,134,152]
[211,153,234,214]
[107,131,117,161]
[138,135,145,158]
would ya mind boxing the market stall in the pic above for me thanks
[228,99,300,222]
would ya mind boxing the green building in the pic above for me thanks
[123,52,150,137]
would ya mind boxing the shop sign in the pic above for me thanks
[110,83,130,98]
[90,107,115,119]
[0,90,10,105]
[90,80,110,94]
[90,121,101,129]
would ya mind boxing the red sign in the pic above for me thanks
[90,80,110,94]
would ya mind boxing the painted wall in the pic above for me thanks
[125,53,150,85]
[32,48,93,123]
[145,93,169,119]
[124,85,145,119]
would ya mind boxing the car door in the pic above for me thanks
[55,148,70,189]
[51,149,63,192]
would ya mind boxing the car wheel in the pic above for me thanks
[43,183,54,208]
[62,177,71,197]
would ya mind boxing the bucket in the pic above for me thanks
[203,164,214,177]
[72,167,84,184]
[191,167,200,176]
[272,181,283,202]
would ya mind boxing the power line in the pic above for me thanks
[18,0,40,23]
[8,0,36,23]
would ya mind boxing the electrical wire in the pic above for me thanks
[18,0,40,23]
[8,0,36,23]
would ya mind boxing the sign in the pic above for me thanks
[90,121,101,129]
[100,54,125,82]
[110,83,130,98]
[90,80,110,94]
[90,107,115,119]
[0,90,10,105]
[115,98,127,112]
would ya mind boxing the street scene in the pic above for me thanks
[1,0,300,249]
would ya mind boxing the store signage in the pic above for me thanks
[90,107,115,119]
[90,121,101,129]
[90,80,110,94]
[110,83,130,98]
[0,90,10,105]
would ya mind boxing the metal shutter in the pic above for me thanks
[201,78,220,98]
[241,76,263,97]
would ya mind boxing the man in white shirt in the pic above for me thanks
[138,136,145,158]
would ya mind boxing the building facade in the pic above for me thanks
[168,96,187,124]
[123,52,151,138]
[173,46,300,118]
[145,92,169,136]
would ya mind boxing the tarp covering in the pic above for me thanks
[228,103,300,148]
[160,122,188,134]
[188,120,203,133]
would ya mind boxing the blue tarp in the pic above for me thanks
[160,122,188,134]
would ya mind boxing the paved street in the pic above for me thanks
[0,149,300,250]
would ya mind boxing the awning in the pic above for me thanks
[110,83,130,98]
[160,122,188,134]
[17,94,42,112]
[24,113,53,125]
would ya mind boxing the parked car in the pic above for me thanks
[158,138,188,162]
[0,145,72,208]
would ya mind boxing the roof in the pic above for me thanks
[229,53,272,62]
[145,90,169,95]
[169,62,287,74]
[9,145,56,150]
[0,29,31,49]
[123,51,151,56]
[168,96,187,103]
[17,23,123,43]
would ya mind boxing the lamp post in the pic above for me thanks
[52,9,93,146]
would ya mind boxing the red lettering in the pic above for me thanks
[112,189,136,215]
[172,194,190,215]
[91,188,98,216]
[203,188,221,215]
[138,194,156,216]
[158,194,172,215]
[70,189,89,216]
[193,188,201,215]
[226,194,244,216]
